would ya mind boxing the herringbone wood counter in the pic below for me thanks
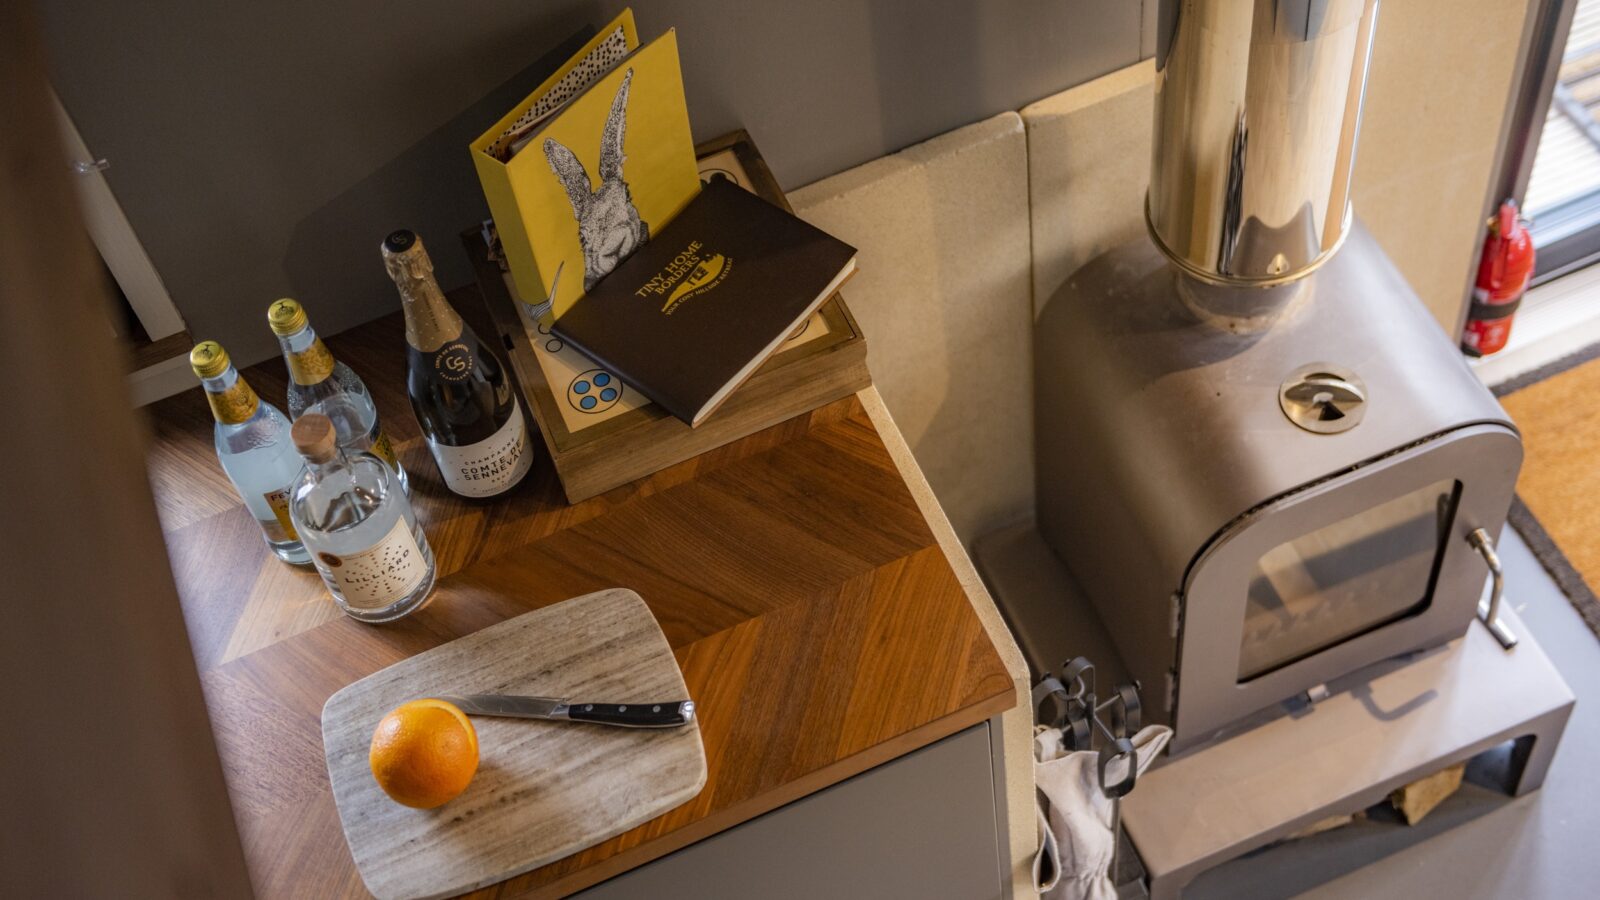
[146,302,1016,898]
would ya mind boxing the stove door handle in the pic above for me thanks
[1467,528,1518,650]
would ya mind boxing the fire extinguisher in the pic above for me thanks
[1461,199,1535,357]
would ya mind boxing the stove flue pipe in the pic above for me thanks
[1148,0,1380,292]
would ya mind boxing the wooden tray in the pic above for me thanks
[320,589,707,900]
[465,131,871,503]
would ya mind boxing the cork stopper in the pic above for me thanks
[381,229,429,282]
[383,229,417,254]
[291,413,339,463]
[267,298,309,335]
[190,340,231,378]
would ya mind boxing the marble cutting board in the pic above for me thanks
[321,588,707,900]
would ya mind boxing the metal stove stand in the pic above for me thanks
[976,522,1575,900]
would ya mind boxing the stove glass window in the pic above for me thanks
[1238,479,1461,681]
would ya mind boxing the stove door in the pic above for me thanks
[1174,423,1521,748]
[1238,476,1459,680]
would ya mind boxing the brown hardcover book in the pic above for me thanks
[552,178,857,425]
[464,131,871,504]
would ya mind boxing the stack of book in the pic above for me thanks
[468,132,868,501]
[467,11,867,502]
[466,10,867,502]
[551,171,857,426]
[467,130,870,499]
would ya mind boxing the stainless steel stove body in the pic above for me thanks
[1035,227,1520,752]
[1033,0,1522,752]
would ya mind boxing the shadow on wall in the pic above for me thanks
[855,3,1038,545]
[281,27,595,354]
[791,113,1036,548]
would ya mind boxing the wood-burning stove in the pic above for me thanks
[1035,226,1521,752]
[1032,0,1523,752]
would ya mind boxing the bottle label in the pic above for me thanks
[428,397,532,497]
[369,429,399,469]
[288,338,336,385]
[315,517,428,611]
[263,487,299,541]
[207,380,259,425]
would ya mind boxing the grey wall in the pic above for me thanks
[42,1,1145,368]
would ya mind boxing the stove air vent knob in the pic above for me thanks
[1279,364,1366,434]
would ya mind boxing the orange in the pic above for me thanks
[369,698,479,809]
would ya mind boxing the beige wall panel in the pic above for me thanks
[1023,60,1154,316]
[1354,0,1536,331]
[1357,146,1503,326]
[791,113,1034,545]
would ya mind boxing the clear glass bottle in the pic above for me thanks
[190,341,309,564]
[287,413,435,622]
[268,297,409,494]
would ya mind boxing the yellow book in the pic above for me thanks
[471,10,700,320]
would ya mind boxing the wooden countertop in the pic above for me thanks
[146,302,1018,898]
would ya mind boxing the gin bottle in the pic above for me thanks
[288,413,436,622]
[190,341,309,564]
[268,298,408,494]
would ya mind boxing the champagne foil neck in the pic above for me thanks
[383,232,463,351]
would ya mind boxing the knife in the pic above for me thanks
[435,694,695,729]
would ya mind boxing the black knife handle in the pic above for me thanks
[564,700,695,728]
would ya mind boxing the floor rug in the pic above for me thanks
[1495,343,1600,640]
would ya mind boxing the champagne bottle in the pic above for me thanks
[382,229,532,497]
[287,413,436,622]
[190,341,310,564]
[267,297,408,494]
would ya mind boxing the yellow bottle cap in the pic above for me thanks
[267,297,309,335]
[190,340,231,378]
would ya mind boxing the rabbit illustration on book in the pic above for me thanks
[544,68,649,291]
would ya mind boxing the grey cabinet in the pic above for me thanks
[579,723,1003,899]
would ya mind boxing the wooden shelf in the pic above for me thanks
[127,328,191,372]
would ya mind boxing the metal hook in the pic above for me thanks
[1098,737,1139,799]
[1036,658,1146,783]
[1032,656,1149,885]
[1102,682,1142,737]
[1032,675,1070,730]
[1062,704,1093,751]
[1468,528,1518,650]
[1060,656,1095,702]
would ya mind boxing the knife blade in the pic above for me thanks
[435,694,695,728]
